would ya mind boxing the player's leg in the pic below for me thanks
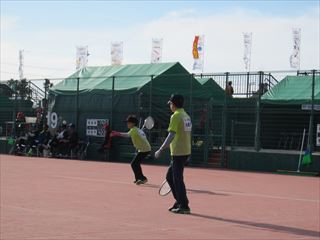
[166,160,179,210]
[131,152,148,184]
[171,155,190,214]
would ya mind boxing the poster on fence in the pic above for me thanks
[86,119,109,137]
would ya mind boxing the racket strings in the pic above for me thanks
[159,180,171,196]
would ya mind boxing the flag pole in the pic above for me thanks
[297,128,306,172]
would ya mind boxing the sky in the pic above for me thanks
[1,0,319,81]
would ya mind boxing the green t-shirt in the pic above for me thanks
[128,127,151,152]
[167,108,192,156]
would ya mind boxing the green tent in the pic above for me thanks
[262,76,320,105]
[49,62,220,137]
[195,77,226,103]
[51,62,208,96]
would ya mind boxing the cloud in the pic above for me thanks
[0,6,319,82]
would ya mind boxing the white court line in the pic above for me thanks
[52,175,132,185]
[52,175,320,204]
[212,190,320,203]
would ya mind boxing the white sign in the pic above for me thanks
[47,111,58,129]
[301,104,320,111]
[19,50,24,80]
[243,32,252,71]
[76,46,89,70]
[111,42,123,65]
[151,38,163,63]
[86,119,109,137]
[290,28,301,69]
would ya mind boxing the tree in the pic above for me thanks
[7,79,32,100]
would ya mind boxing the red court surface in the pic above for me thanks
[0,154,319,240]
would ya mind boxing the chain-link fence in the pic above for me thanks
[1,69,319,172]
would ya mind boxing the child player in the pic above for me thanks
[155,94,192,214]
[111,115,151,185]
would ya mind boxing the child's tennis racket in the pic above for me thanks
[141,116,154,130]
[159,180,171,196]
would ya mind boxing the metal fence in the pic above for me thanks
[1,69,319,168]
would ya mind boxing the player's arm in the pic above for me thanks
[110,131,130,138]
[155,114,178,159]
[155,131,176,159]
[119,132,130,138]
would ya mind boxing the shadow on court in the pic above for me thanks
[143,183,228,196]
[190,213,320,238]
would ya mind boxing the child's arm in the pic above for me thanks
[110,131,130,138]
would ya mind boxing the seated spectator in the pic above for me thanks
[67,123,79,155]
[50,121,69,157]
[38,124,51,156]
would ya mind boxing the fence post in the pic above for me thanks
[149,75,153,117]
[110,76,115,129]
[231,120,234,151]
[12,80,18,136]
[190,73,194,163]
[76,77,80,132]
[43,79,50,127]
[190,74,194,116]
[246,72,250,98]
[254,71,263,151]
[221,72,229,167]
[308,70,316,151]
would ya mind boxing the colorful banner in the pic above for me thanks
[111,41,123,65]
[151,38,163,63]
[290,28,301,69]
[243,32,252,71]
[192,35,204,71]
[76,46,89,70]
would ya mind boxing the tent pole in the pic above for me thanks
[149,75,153,117]
[308,70,316,151]
[76,77,80,132]
[297,128,306,172]
[111,76,115,130]
[221,72,229,167]
[254,71,263,152]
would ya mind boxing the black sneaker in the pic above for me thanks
[136,178,148,185]
[133,180,138,184]
[168,202,179,212]
[171,206,191,214]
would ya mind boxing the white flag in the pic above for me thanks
[243,32,252,71]
[151,38,163,63]
[76,46,89,70]
[18,50,24,80]
[290,28,301,69]
[111,41,123,65]
[192,35,204,71]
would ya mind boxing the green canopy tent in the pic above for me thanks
[195,77,226,103]
[262,76,320,105]
[49,62,222,138]
[260,75,320,151]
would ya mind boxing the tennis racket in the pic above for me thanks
[141,116,154,130]
[159,180,171,196]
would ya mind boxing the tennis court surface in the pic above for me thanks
[1,154,319,240]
